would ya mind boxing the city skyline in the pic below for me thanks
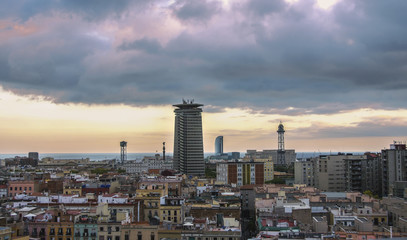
[1,0,407,153]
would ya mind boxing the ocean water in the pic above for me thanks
[0,152,366,161]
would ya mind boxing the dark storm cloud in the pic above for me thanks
[0,0,136,22]
[1,0,407,113]
[119,38,163,53]
[171,0,221,23]
[240,0,287,16]
[1,23,107,93]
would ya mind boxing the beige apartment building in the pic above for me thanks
[315,154,366,192]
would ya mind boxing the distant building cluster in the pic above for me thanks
[123,154,173,175]
[294,142,407,198]
[0,100,406,240]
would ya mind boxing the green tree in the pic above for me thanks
[265,177,285,184]
[91,168,109,174]
[205,168,216,178]
[363,190,373,197]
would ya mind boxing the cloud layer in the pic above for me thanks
[1,0,407,115]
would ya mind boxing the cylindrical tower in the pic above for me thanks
[215,136,223,156]
[173,99,204,176]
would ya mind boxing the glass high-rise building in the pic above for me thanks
[215,136,223,156]
[173,100,205,176]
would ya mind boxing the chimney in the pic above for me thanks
[163,142,166,161]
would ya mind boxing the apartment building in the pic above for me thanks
[216,161,264,186]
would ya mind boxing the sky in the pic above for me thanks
[0,0,407,154]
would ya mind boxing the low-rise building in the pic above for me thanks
[8,181,39,197]
[0,185,8,198]
[0,227,12,240]
[160,197,184,224]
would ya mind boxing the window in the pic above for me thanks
[150,232,155,240]
[115,236,120,240]
[29,187,32,191]
[100,227,104,231]
[115,227,120,232]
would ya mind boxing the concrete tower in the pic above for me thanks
[215,136,223,156]
[173,99,205,176]
[120,141,127,164]
[277,122,285,165]
[163,142,166,161]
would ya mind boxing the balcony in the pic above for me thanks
[145,205,159,209]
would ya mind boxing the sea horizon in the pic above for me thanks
[0,151,370,161]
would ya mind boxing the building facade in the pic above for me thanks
[315,155,347,192]
[8,181,39,197]
[123,155,173,175]
[382,142,407,196]
[173,100,205,176]
[252,158,274,182]
[216,162,264,186]
[245,149,296,166]
[294,159,315,186]
[344,153,381,194]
